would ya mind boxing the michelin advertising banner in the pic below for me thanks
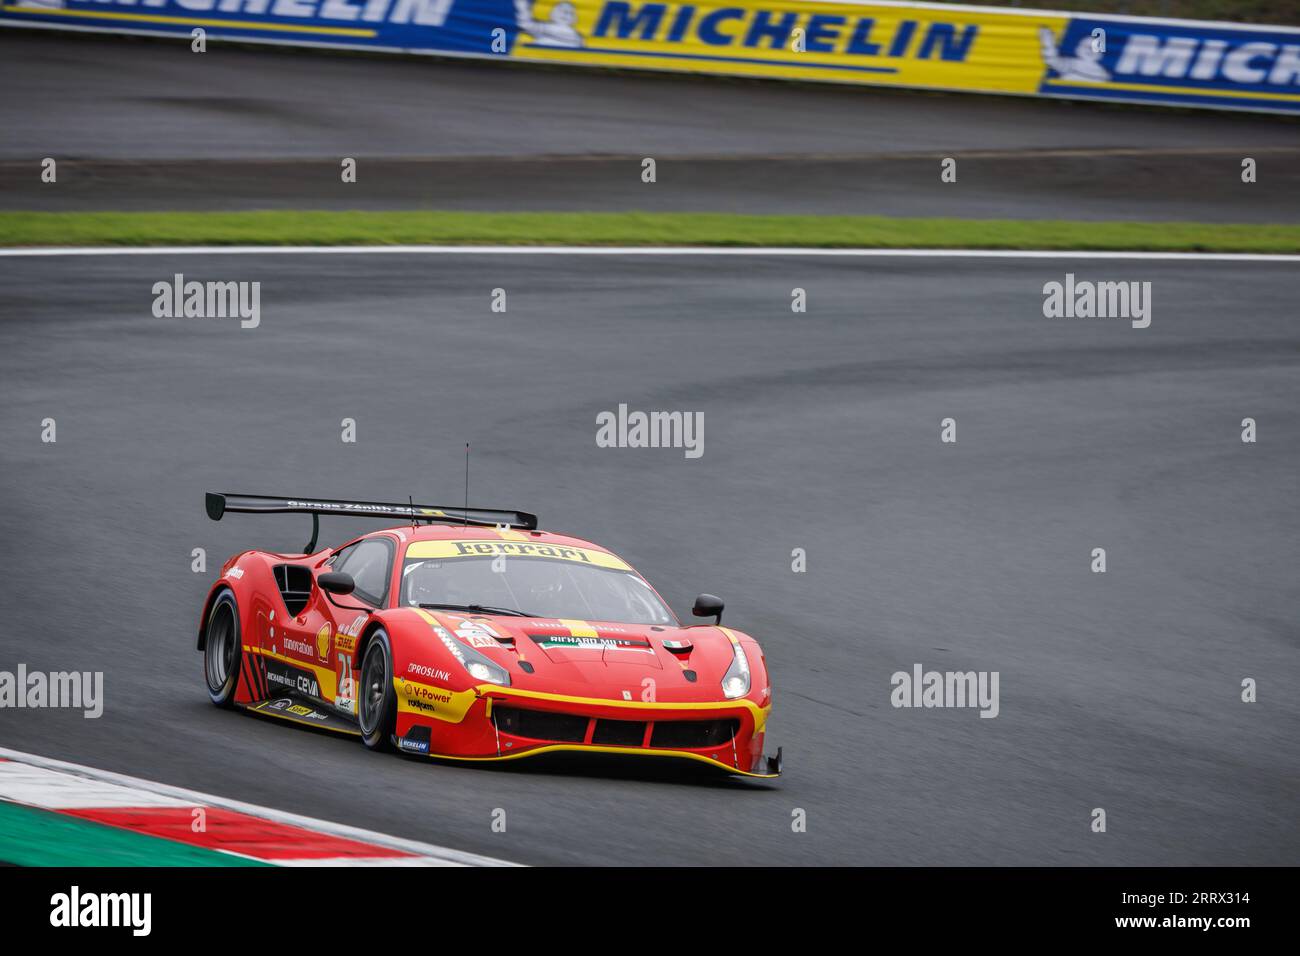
[3,0,1299,113]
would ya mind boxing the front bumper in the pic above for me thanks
[396,683,782,778]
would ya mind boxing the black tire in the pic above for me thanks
[358,629,397,751]
[203,590,243,708]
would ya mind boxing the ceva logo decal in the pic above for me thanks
[1042,19,1300,102]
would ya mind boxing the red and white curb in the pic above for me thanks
[0,747,517,867]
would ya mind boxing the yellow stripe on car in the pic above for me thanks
[393,678,477,723]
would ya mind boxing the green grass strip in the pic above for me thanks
[1,210,1297,253]
[0,801,268,867]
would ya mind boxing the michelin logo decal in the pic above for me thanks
[1041,19,1300,106]
[1038,26,1109,83]
[3,0,469,42]
[515,0,583,47]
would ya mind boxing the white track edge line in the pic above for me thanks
[0,746,519,867]
[0,245,1296,261]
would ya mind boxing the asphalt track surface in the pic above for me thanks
[3,31,1299,221]
[1,250,1298,866]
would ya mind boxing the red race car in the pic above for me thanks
[198,494,781,778]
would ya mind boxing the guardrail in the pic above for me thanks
[3,0,1298,113]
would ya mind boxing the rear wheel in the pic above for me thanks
[358,629,397,751]
[204,590,242,708]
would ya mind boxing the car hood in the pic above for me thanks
[425,611,737,701]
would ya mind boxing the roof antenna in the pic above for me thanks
[463,443,470,526]
[409,494,416,530]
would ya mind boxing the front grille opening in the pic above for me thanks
[650,719,740,750]
[592,718,647,747]
[493,709,739,751]
[494,706,588,743]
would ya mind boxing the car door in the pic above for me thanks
[264,538,388,704]
[319,537,396,716]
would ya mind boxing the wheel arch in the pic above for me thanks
[196,552,275,651]
[352,617,391,675]
[197,582,236,651]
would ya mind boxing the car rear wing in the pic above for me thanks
[206,493,539,553]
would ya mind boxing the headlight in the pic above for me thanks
[721,636,751,699]
[435,624,510,686]
[467,661,498,682]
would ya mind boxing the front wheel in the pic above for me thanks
[204,590,242,708]
[358,629,397,751]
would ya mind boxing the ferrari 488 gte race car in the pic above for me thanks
[198,494,781,778]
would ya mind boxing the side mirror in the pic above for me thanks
[692,593,724,625]
[318,571,356,595]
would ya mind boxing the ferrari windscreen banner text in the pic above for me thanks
[3,0,1297,112]
[401,546,676,627]
[406,539,632,569]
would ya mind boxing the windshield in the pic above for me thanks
[400,553,676,626]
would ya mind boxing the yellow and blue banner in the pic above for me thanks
[3,0,1298,113]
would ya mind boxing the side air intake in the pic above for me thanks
[273,564,313,617]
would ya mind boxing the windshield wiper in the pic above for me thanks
[418,603,533,618]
